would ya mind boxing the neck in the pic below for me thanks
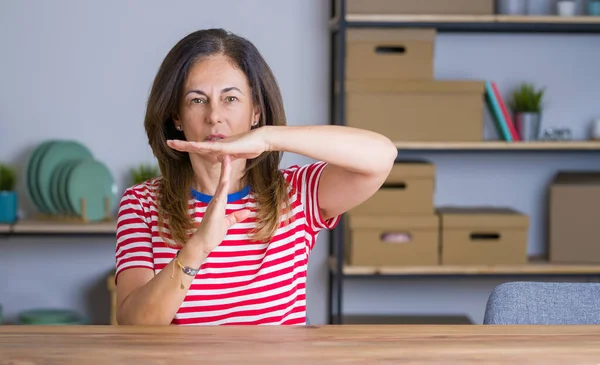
[189,155,247,196]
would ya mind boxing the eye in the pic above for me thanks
[225,96,238,102]
[191,98,206,104]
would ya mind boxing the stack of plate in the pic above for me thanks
[26,140,118,222]
[18,309,87,325]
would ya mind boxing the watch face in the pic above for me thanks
[184,267,198,276]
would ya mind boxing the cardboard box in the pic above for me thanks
[346,0,494,15]
[349,160,435,215]
[549,172,600,264]
[438,207,529,265]
[346,28,435,81]
[345,215,440,266]
[346,80,485,142]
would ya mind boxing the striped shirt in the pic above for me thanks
[115,161,340,325]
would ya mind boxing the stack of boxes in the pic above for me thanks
[344,28,486,142]
[341,1,531,267]
[345,160,439,266]
[345,178,531,267]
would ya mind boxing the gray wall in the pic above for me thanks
[1,0,599,325]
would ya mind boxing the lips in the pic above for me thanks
[204,134,225,141]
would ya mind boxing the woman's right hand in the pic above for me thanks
[190,155,251,255]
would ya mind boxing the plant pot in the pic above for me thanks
[498,0,527,15]
[515,112,542,141]
[0,191,18,224]
[557,0,577,16]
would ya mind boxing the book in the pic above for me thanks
[491,81,520,141]
[484,81,512,142]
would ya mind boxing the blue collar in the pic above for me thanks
[191,185,251,203]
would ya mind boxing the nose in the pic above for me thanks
[206,101,223,125]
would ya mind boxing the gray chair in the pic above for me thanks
[483,281,600,325]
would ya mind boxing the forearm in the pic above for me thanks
[264,125,397,174]
[117,239,208,325]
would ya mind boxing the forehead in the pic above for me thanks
[185,54,249,90]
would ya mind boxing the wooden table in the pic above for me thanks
[1,325,600,364]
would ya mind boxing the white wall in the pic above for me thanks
[0,0,331,324]
[1,0,600,325]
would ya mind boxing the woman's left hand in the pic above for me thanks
[167,129,269,160]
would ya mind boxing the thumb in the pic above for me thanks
[224,209,251,227]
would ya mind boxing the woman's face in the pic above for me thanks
[174,54,259,150]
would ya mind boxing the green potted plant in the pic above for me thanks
[130,164,160,185]
[509,83,545,141]
[0,164,18,224]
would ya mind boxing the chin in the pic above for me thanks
[191,153,221,165]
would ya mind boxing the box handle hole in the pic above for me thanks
[383,182,406,190]
[470,232,501,241]
[381,232,412,243]
[375,45,406,55]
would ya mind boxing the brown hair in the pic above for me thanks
[144,28,290,245]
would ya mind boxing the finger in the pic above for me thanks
[167,140,224,154]
[210,155,231,211]
[224,209,251,227]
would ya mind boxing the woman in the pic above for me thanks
[115,28,397,325]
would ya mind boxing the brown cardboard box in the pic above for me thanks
[346,0,494,15]
[549,172,600,263]
[438,207,529,265]
[346,80,485,142]
[349,160,435,215]
[346,29,435,81]
[345,215,440,266]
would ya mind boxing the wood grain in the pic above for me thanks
[329,257,600,276]
[1,325,599,364]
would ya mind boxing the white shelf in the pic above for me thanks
[394,141,600,151]
[6,219,116,235]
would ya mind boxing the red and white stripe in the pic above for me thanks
[115,161,339,325]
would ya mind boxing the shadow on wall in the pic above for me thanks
[85,270,114,325]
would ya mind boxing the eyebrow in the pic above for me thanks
[185,87,244,96]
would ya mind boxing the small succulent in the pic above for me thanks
[0,164,16,191]
[130,164,160,185]
[510,83,545,113]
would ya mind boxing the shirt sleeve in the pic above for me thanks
[283,161,341,235]
[114,186,154,283]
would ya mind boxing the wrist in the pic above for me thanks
[261,125,282,152]
[182,237,210,266]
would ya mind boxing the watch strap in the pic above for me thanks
[175,251,200,276]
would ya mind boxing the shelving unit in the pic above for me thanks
[327,0,600,325]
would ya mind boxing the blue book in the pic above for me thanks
[484,81,512,142]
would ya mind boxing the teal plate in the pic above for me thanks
[36,141,94,215]
[58,160,80,216]
[66,160,117,222]
[26,141,55,214]
[49,160,72,215]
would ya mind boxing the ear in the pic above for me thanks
[172,113,183,131]
[252,107,261,127]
